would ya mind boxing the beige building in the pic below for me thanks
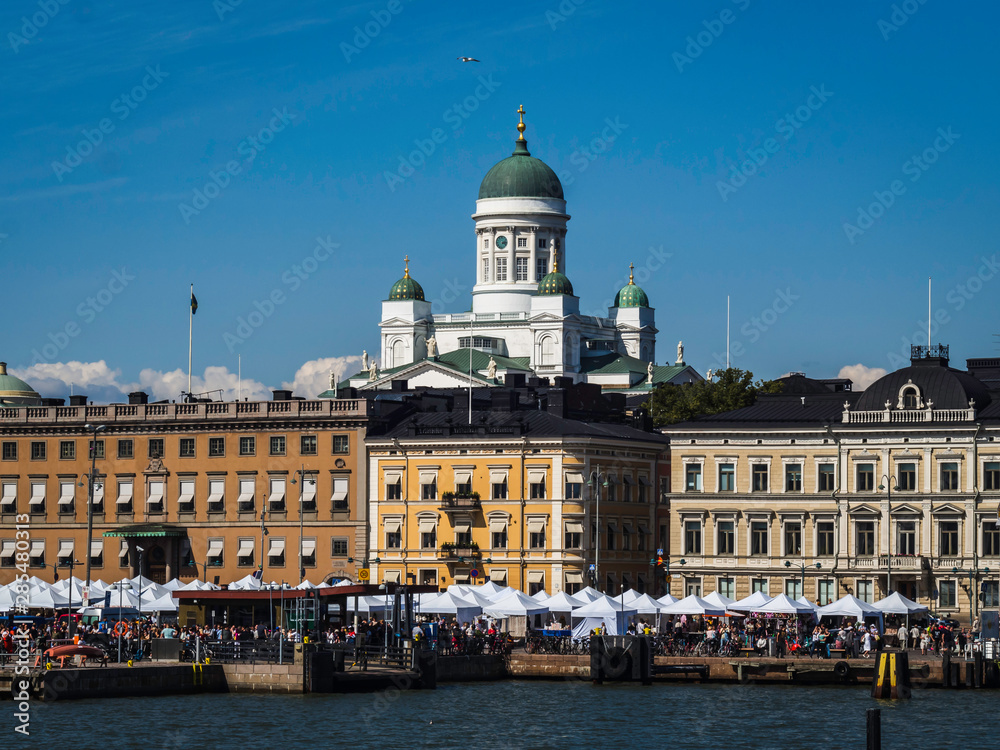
[0,389,368,592]
[661,348,1000,623]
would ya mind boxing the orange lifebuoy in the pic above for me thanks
[113,620,128,637]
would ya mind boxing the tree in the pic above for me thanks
[646,368,783,427]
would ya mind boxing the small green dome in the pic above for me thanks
[614,264,650,308]
[388,257,425,301]
[0,362,41,404]
[478,107,563,200]
[537,271,574,296]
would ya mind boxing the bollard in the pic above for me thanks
[871,650,910,699]
[974,651,984,688]
[866,708,881,750]
[942,651,951,688]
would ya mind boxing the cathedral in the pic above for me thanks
[339,107,702,394]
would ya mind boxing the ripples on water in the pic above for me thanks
[29,680,1000,749]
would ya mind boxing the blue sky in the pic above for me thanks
[2,0,998,401]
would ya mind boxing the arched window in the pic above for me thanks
[538,335,556,366]
[902,387,918,409]
[390,339,405,368]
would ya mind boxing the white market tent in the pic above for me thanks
[873,591,928,615]
[485,590,549,617]
[0,585,16,612]
[228,574,263,591]
[655,593,679,607]
[571,595,637,637]
[729,591,774,611]
[754,593,816,615]
[142,591,179,613]
[796,596,822,617]
[543,591,581,613]
[702,591,736,609]
[627,593,665,616]
[817,594,884,628]
[659,594,727,617]
[569,586,604,605]
[530,590,551,602]
[419,591,481,622]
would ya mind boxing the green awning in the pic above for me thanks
[103,524,186,538]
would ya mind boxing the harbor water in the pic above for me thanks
[25,680,1000,749]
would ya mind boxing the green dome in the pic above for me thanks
[479,109,562,200]
[387,257,425,301]
[614,266,649,308]
[537,271,574,296]
[0,362,40,404]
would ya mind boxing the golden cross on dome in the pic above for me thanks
[629,262,635,284]
[551,243,559,273]
[516,104,526,141]
[404,255,410,278]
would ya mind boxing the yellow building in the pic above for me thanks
[661,350,1000,623]
[366,385,668,596]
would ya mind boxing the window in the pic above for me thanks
[208,437,224,457]
[147,438,164,458]
[421,478,437,501]
[856,463,874,491]
[716,520,735,555]
[684,520,702,555]
[529,530,546,549]
[385,524,402,549]
[239,437,255,456]
[818,463,835,492]
[751,464,768,492]
[515,257,528,281]
[984,525,1000,557]
[902,387,919,409]
[237,478,255,512]
[750,521,768,556]
[301,538,316,568]
[941,462,959,491]
[536,257,548,281]
[684,579,702,597]
[1,483,15,513]
[179,438,195,458]
[637,481,648,503]
[607,523,616,551]
[538,238,548,249]
[484,237,490,249]
[333,435,350,454]
[270,436,286,456]
[492,477,508,500]
[268,537,285,567]
[751,578,768,595]
[492,527,508,549]
[206,538,224,566]
[566,480,582,499]
[939,579,956,608]
[517,236,527,248]
[784,578,802,599]
[29,539,45,568]
[718,578,735,600]
[784,522,802,556]
[898,462,917,490]
[236,538,254,567]
[207,479,225,512]
[58,481,74,513]
[331,477,349,510]
[529,476,546,499]
[985,461,1000,491]
[897,521,916,555]
[857,579,874,604]
[856,521,875,556]
[818,579,835,606]
[146,480,164,512]
[719,463,735,492]
[940,521,960,556]
[621,525,632,551]
[332,538,349,557]
[1,540,16,568]
[984,581,1000,608]
[299,474,317,511]
[817,521,835,556]
[495,257,507,282]
[605,480,616,502]
[177,479,195,512]
[386,476,402,501]
[60,441,75,460]
[300,435,317,456]
[116,480,132,513]
[420,526,437,550]
[685,464,702,492]
[31,441,46,460]
[482,258,489,282]
[785,464,802,492]
[2,442,16,461]
[116,439,133,459]
[268,477,286,511]
[565,521,582,549]
[456,526,473,547]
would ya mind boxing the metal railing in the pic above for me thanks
[206,640,295,664]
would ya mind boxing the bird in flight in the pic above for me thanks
[457,57,480,63]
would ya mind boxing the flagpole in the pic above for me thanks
[188,283,194,398]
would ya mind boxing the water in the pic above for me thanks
[23,681,1000,749]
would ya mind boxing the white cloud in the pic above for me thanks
[838,364,888,391]
[11,356,361,403]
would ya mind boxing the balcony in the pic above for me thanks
[849,556,878,570]
[439,543,481,560]
[879,554,926,570]
[439,493,482,511]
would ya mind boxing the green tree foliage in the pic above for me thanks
[646,368,783,426]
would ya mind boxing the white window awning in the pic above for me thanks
[565,472,584,484]
[92,481,105,503]
[302,479,317,502]
[489,569,507,583]
[384,570,401,583]
[58,482,74,505]
[237,539,254,557]
[30,540,44,557]
[490,471,507,484]
[453,573,470,584]
[178,481,195,505]
[527,519,545,534]
[90,540,103,557]
[268,478,285,504]
[384,471,403,484]
[565,521,584,534]
[29,484,45,506]
[268,538,285,556]
[527,468,547,483]
[58,540,74,558]
[147,480,164,505]
[566,571,584,584]
[117,482,133,505]
[384,519,402,534]
[453,471,472,485]
[418,519,437,534]
[237,479,254,504]
[208,480,225,503]
[207,539,224,557]
[331,478,349,503]
[1,484,15,506]
[489,518,508,533]
[119,540,130,558]
[453,522,471,534]
[418,471,437,484]
[1,540,15,558]
[302,539,316,556]
[527,570,544,584]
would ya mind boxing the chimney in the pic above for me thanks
[272,389,292,401]
[504,373,526,388]
[491,389,518,412]
[546,389,568,418]
[0,362,6,375]
[129,391,149,405]
[69,395,88,406]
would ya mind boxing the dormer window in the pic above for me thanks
[896,380,924,409]
[902,388,918,409]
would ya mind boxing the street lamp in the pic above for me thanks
[784,560,822,599]
[952,566,991,622]
[259,509,269,582]
[878,475,900,595]
[587,469,609,591]
[135,546,145,637]
[83,423,106,596]
[290,466,316,582]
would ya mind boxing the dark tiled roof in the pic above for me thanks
[668,392,859,429]
[854,364,992,410]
